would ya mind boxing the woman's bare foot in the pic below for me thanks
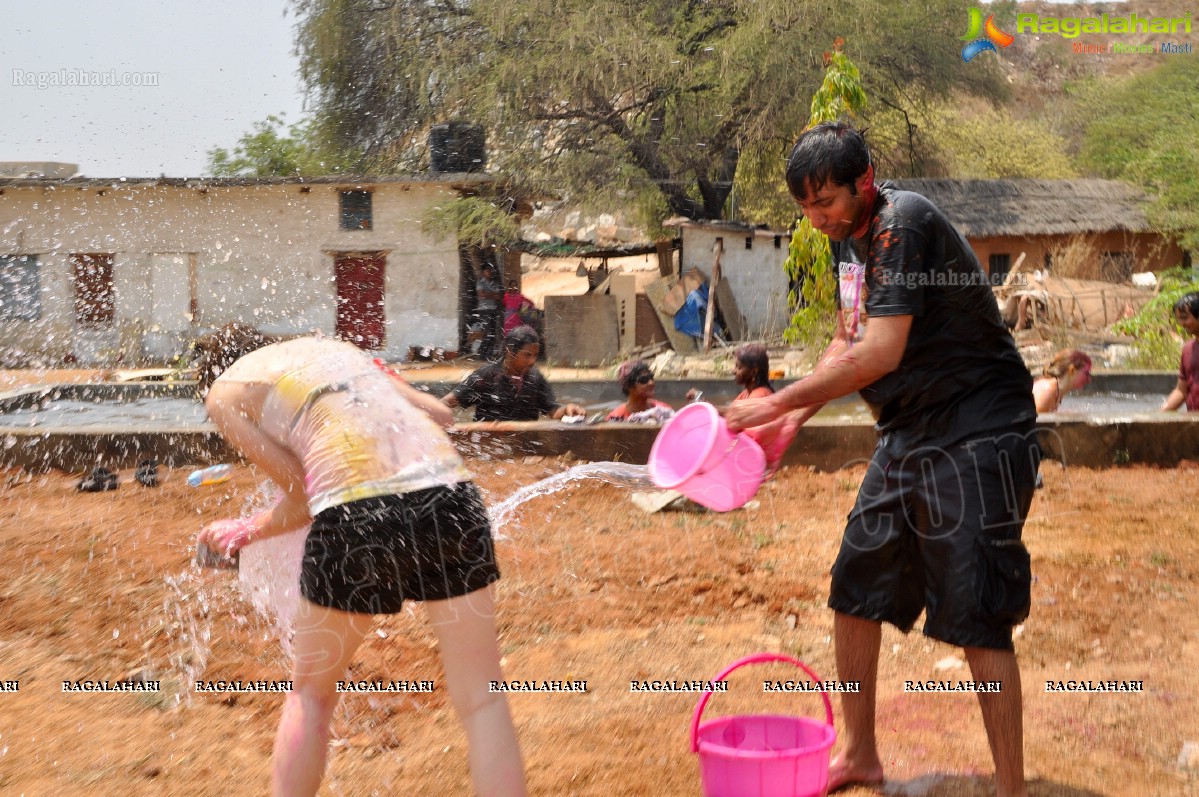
[827,755,885,792]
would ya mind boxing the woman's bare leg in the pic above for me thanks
[426,586,527,797]
[272,598,373,797]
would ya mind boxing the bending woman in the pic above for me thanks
[1032,348,1091,413]
[197,334,526,797]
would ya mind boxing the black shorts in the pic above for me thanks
[828,425,1041,650]
[301,481,500,614]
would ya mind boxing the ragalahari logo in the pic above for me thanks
[960,7,1014,62]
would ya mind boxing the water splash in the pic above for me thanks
[237,525,307,658]
[161,570,212,706]
[234,482,306,652]
[488,461,651,539]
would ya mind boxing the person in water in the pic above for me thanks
[732,343,775,401]
[1162,290,1199,412]
[444,326,585,422]
[606,359,673,422]
[1032,349,1092,413]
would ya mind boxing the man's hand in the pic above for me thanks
[725,394,786,432]
[742,410,805,472]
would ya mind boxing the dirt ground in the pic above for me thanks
[1,457,1197,796]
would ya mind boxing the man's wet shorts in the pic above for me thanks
[301,481,499,614]
[828,425,1041,650]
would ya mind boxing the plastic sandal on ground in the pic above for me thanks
[135,459,159,487]
[78,466,118,492]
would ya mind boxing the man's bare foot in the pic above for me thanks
[827,755,884,792]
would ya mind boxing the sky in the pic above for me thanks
[0,0,1142,178]
[0,1,307,177]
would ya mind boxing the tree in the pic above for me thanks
[289,0,1003,224]
[867,99,1077,181]
[1111,266,1199,369]
[774,42,865,348]
[1072,57,1199,252]
[205,114,355,177]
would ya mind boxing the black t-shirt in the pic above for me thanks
[449,362,560,421]
[831,183,1034,450]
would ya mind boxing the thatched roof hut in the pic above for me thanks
[890,178,1153,238]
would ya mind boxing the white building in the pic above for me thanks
[0,173,493,365]
[671,219,793,338]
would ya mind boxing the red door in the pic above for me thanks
[334,253,386,350]
[70,253,115,327]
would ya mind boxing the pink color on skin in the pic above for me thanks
[204,512,270,556]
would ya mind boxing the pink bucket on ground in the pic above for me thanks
[648,402,766,512]
[691,653,836,797]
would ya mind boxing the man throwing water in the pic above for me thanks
[726,121,1038,797]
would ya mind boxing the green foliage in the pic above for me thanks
[778,45,865,349]
[733,50,868,229]
[1073,58,1199,250]
[1111,266,1199,369]
[808,50,866,125]
[420,196,521,248]
[782,222,836,346]
[205,114,356,177]
[904,101,1077,179]
[731,141,794,230]
[290,0,1003,224]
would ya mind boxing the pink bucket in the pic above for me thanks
[648,402,766,512]
[691,653,836,797]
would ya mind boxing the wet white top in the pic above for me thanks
[215,337,468,515]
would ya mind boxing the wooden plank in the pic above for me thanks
[662,268,706,315]
[713,277,748,341]
[633,294,668,348]
[644,276,696,354]
[610,273,638,352]
[656,239,676,279]
[544,294,620,365]
[703,241,722,351]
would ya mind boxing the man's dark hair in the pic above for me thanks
[785,120,872,201]
[1173,290,1199,318]
[503,325,540,355]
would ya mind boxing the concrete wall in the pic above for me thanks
[678,225,791,338]
[0,182,464,364]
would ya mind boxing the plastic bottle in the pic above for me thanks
[187,463,234,487]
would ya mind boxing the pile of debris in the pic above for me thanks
[994,253,1159,369]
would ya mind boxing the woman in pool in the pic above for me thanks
[606,359,673,422]
[732,343,775,401]
[195,333,526,797]
[1032,348,1092,413]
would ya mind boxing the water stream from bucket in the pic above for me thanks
[487,461,652,539]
